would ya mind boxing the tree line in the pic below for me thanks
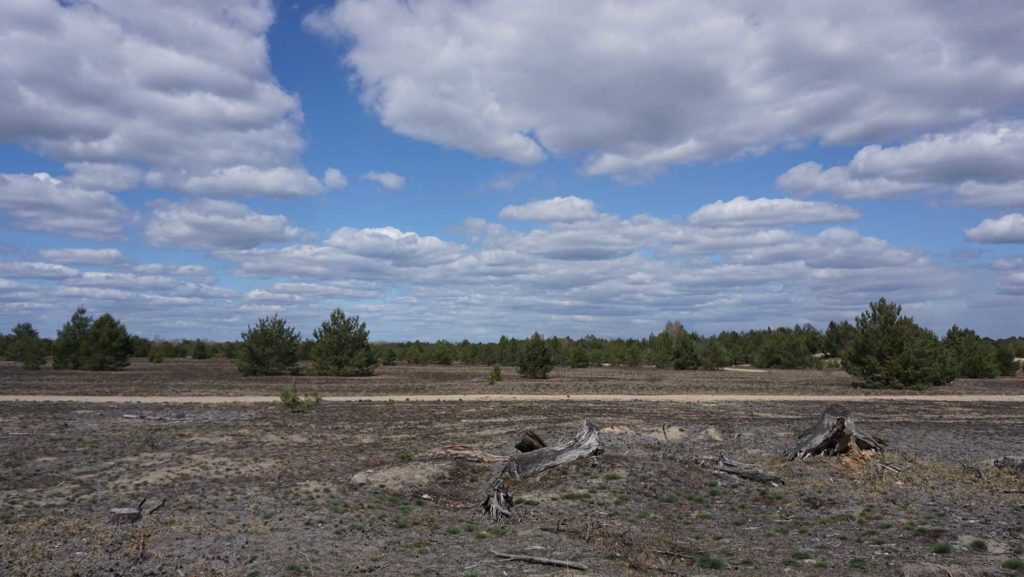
[1,299,1020,389]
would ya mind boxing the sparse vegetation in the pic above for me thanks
[279,385,321,412]
[488,365,502,384]
[7,322,46,370]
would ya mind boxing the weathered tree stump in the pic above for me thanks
[515,430,546,453]
[786,404,884,460]
[482,420,603,520]
[108,497,164,525]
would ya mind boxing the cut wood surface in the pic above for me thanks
[787,404,885,460]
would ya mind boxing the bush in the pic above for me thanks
[488,365,503,384]
[698,338,729,370]
[52,306,92,369]
[569,347,590,368]
[8,322,46,370]
[652,321,700,369]
[518,332,553,379]
[279,386,321,412]
[237,315,301,376]
[311,309,377,376]
[754,329,814,369]
[995,344,1020,376]
[191,340,211,360]
[79,314,133,371]
[844,299,956,389]
[148,346,164,364]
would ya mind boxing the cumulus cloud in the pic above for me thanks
[361,171,405,191]
[306,1,1024,177]
[38,248,125,267]
[499,196,599,222]
[0,172,132,240]
[324,167,348,189]
[0,0,317,197]
[144,199,304,250]
[966,214,1024,244]
[0,261,78,279]
[689,196,859,228]
[777,122,1024,205]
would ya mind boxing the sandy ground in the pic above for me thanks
[3,393,1024,403]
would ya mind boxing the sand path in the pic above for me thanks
[2,393,1023,404]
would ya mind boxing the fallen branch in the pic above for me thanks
[489,550,588,571]
[695,455,783,486]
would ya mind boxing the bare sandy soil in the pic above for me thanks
[1,361,1022,576]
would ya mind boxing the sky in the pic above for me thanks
[0,0,1022,342]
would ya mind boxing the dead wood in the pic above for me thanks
[482,420,604,520]
[695,455,783,486]
[489,549,588,571]
[786,404,884,460]
[109,497,163,525]
[505,420,603,481]
[995,456,1024,473]
[481,479,513,521]
[515,430,546,453]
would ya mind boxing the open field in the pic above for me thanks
[1,362,1023,576]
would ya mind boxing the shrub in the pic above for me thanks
[52,306,92,369]
[488,365,503,384]
[652,321,700,369]
[191,340,211,360]
[380,348,398,366]
[148,347,164,364]
[569,347,590,368]
[698,338,729,370]
[518,332,554,379]
[310,309,377,376]
[995,344,1020,376]
[844,298,956,389]
[237,315,301,376]
[754,328,814,369]
[279,386,321,412]
[8,322,46,370]
[79,313,133,371]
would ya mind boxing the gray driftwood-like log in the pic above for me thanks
[786,404,885,460]
[695,455,784,487]
[515,430,546,453]
[482,420,603,520]
[995,456,1024,473]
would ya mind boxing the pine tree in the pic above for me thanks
[518,332,554,379]
[52,307,92,369]
[311,309,377,376]
[237,315,301,376]
[9,322,46,370]
[79,314,133,371]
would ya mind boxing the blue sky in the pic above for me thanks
[0,0,1022,341]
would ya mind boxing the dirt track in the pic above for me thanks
[4,393,1024,403]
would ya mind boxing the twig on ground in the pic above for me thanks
[489,550,588,571]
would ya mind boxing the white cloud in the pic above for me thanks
[777,122,1024,204]
[966,214,1024,244]
[499,196,599,222]
[66,162,142,191]
[0,261,78,279]
[361,171,405,191]
[324,167,348,189]
[688,196,859,228]
[0,172,132,240]
[306,1,1024,177]
[324,226,463,265]
[0,0,315,197]
[144,199,304,250]
[167,165,325,197]
[38,248,125,267]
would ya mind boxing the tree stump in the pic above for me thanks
[786,404,884,460]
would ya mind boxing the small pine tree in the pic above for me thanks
[237,315,301,376]
[310,309,377,376]
[698,338,729,370]
[488,365,503,384]
[381,348,398,366]
[52,306,92,369]
[518,332,554,379]
[995,344,1019,376]
[79,314,133,371]
[944,326,999,378]
[9,322,46,370]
